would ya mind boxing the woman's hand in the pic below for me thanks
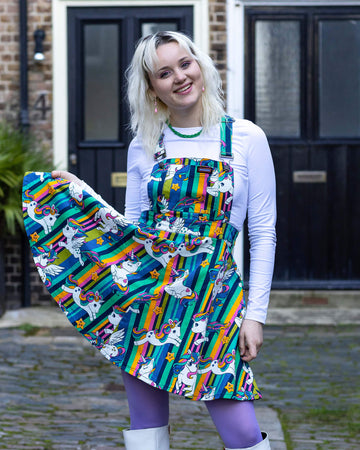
[238,319,263,362]
[51,170,82,186]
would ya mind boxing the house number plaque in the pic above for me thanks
[111,172,127,188]
[293,171,327,183]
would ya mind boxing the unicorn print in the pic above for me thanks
[207,169,234,204]
[61,276,103,321]
[86,329,126,362]
[192,312,230,346]
[133,234,177,267]
[235,309,246,329]
[243,364,254,386]
[176,237,214,257]
[209,260,235,307]
[164,269,198,307]
[198,350,236,377]
[158,196,170,213]
[137,356,157,387]
[133,319,182,347]
[23,190,58,234]
[104,305,140,334]
[94,206,126,234]
[191,312,209,345]
[200,384,216,401]
[32,245,64,286]
[100,329,126,360]
[150,163,183,182]
[155,216,200,236]
[110,250,142,292]
[58,219,86,266]
[34,172,45,182]
[69,182,84,208]
[173,351,199,397]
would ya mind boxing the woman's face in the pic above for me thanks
[148,42,204,125]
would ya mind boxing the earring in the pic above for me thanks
[202,86,205,92]
[154,97,158,114]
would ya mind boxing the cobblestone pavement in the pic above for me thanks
[252,324,360,450]
[0,319,359,449]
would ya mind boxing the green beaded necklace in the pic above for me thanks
[166,120,202,138]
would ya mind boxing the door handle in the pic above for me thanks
[69,153,77,165]
[293,171,327,183]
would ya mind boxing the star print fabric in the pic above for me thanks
[22,127,261,402]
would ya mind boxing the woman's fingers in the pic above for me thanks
[238,319,264,362]
[51,170,82,186]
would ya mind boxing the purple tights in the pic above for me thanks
[122,371,263,448]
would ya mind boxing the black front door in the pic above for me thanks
[67,6,193,212]
[245,6,360,288]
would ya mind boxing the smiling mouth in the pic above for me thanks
[175,84,192,94]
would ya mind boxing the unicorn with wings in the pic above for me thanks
[32,245,64,287]
[23,190,58,234]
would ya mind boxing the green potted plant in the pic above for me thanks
[0,122,52,316]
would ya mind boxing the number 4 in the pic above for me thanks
[33,92,51,120]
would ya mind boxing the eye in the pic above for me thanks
[160,70,171,79]
[181,61,191,69]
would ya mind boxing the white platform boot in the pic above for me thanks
[225,432,271,450]
[123,425,170,450]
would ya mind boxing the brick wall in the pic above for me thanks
[0,0,52,146]
[0,0,53,311]
[209,0,227,96]
[1,0,228,312]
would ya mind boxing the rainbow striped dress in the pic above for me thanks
[22,117,261,401]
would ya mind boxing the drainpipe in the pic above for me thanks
[19,0,29,132]
[19,0,31,307]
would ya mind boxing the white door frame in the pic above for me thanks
[52,0,209,170]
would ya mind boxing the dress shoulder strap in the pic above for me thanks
[154,132,166,161]
[220,115,235,159]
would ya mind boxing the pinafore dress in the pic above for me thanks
[22,116,261,402]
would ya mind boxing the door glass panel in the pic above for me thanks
[141,22,178,37]
[84,24,118,140]
[319,20,360,137]
[255,20,301,137]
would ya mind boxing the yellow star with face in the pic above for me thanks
[153,306,163,315]
[222,336,230,344]
[30,232,39,242]
[76,318,85,329]
[171,183,180,191]
[224,382,234,393]
[214,227,223,236]
[150,269,160,279]
[96,237,104,245]
[91,272,99,281]
[200,259,209,268]
[200,209,209,215]
[48,185,55,195]
[165,352,175,362]
[199,215,208,222]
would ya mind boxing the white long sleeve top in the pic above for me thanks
[124,119,276,324]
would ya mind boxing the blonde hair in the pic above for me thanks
[126,31,225,155]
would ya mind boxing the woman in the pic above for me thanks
[23,31,276,450]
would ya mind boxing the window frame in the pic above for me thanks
[245,6,360,145]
